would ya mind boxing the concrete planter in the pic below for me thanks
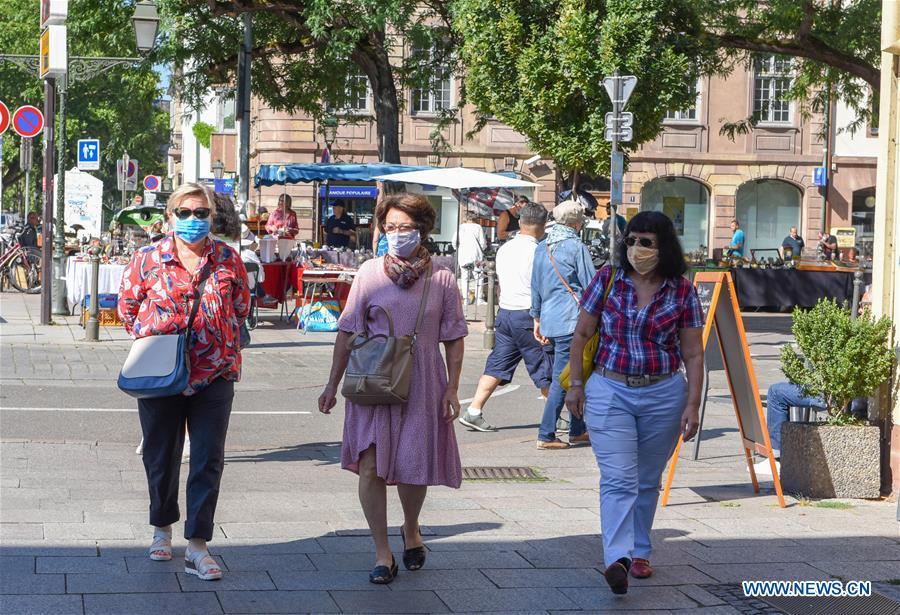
[781,422,881,499]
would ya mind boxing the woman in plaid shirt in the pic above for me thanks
[565,211,704,595]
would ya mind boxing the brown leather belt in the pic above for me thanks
[597,368,677,388]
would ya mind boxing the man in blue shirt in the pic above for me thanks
[728,219,745,257]
[531,200,597,449]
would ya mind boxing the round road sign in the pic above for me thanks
[0,102,10,136]
[127,161,137,177]
[143,175,160,191]
[12,105,44,138]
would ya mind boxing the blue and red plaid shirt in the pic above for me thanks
[581,266,704,376]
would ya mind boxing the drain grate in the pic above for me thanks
[461,466,545,481]
[699,584,900,615]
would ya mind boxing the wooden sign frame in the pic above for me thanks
[661,271,785,508]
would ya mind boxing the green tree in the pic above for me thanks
[0,0,168,212]
[453,0,723,180]
[696,0,881,135]
[158,0,455,165]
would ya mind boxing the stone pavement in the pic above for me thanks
[2,292,900,614]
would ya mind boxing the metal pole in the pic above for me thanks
[52,79,68,315]
[850,270,864,320]
[482,259,496,349]
[21,137,33,217]
[237,12,252,212]
[40,77,56,326]
[609,70,621,267]
[85,246,101,341]
[121,151,129,212]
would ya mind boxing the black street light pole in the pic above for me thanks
[236,12,252,213]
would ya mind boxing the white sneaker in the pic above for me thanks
[751,457,780,477]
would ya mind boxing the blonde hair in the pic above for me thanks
[166,182,217,214]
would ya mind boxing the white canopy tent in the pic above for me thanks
[373,168,539,271]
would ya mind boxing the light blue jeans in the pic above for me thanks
[584,372,686,567]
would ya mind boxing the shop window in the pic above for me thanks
[753,55,792,124]
[640,177,709,254]
[665,79,701,122]
[851,187,876,257]
[410,43,453,114]
[735,179,801,252]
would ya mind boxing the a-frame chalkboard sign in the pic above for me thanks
[661,271,786,508]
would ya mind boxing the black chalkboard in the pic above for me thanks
[662,271,785,508]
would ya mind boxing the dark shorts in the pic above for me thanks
[484,308,552,388]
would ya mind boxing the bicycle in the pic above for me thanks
[0,224,42,294]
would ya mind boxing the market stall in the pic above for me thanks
[65,257,127,315]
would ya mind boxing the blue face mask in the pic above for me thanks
[174,217,211,245]
[386,229,421,258]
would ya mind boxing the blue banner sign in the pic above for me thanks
[318,185,378,199]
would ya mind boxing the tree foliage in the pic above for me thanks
[699,0,881,135]
[453,0,723,178]
[781,300,894,422]
[157,0,456,164]
[0,0,168,212]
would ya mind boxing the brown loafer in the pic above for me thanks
[603,558,631,595]
[569,433,590,447]
[630,557,652,578]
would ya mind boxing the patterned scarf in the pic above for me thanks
[383,245,432,289]
[546,223,580,248]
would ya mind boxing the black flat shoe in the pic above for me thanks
[401,525,427,571]
[369,557,398,584]
[603,557,631,595]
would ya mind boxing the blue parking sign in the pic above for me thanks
[77,139,100,171]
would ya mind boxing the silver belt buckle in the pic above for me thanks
[626,375,649,387]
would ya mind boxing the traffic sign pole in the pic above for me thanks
[121,152,129,212]
[41,78,56,325]
[52,77,68,316]
[602,72,638,268]
[610,71,621,267]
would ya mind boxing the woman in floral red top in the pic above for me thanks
[118,182,250,582]
[565,211,704,596]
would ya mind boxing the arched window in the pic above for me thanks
[640,177,709,253]
[735,180,801,253]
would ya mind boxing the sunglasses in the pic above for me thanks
[624,236,656,248]
[173,208,211,220]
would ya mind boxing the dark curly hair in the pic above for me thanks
[617,211,687,279]
[375,193,436,236]
[212,193,241,240]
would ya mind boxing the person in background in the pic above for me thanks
[531,200,596,449]
[565,211,704,594]
[372,182,389,256]
[601,201,627,236]
[265,194,299,238]
[118,182,250,582]
[318,193,467,585]
[818,231,839,260]
[148,220,166,243]
[727,219,745,258]
[496,195,528,242]
[133,195,144,207]
[239,224,265,284]
[459,202,552,432]
[453,210,487,302]
[18,212,39,248]
[212,194,241,246]
[781,226,804,258]
[325,200,356,248]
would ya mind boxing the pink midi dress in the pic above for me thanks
[337,258,468,487]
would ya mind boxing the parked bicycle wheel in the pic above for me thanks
[8,250,42,294]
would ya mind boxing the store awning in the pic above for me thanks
[372,167,538,190]
[254,163,434,187]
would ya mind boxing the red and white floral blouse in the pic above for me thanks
[118,234,251,395]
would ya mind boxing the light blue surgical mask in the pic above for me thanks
[174,217,211,245]
[386,229,421,258]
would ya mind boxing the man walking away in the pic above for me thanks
[532,200,596,449]
[460,202,552,431]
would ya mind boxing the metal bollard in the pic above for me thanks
[482,260,496,350]
[850,270,864,321]
[84,247,101,342]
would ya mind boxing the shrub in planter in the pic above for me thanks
[779,300,893,499]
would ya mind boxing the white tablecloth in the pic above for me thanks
[65,258,127,310]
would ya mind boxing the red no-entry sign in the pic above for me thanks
[0,102,10,136]
[12,105,44,138]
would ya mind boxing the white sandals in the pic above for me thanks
[184,547,223,581]
[148,527,172,561]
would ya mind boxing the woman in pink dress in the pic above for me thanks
[318,193,467,584]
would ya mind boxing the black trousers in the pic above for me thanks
[137,378,234,541]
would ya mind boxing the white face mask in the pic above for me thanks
[386,229,421,258]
